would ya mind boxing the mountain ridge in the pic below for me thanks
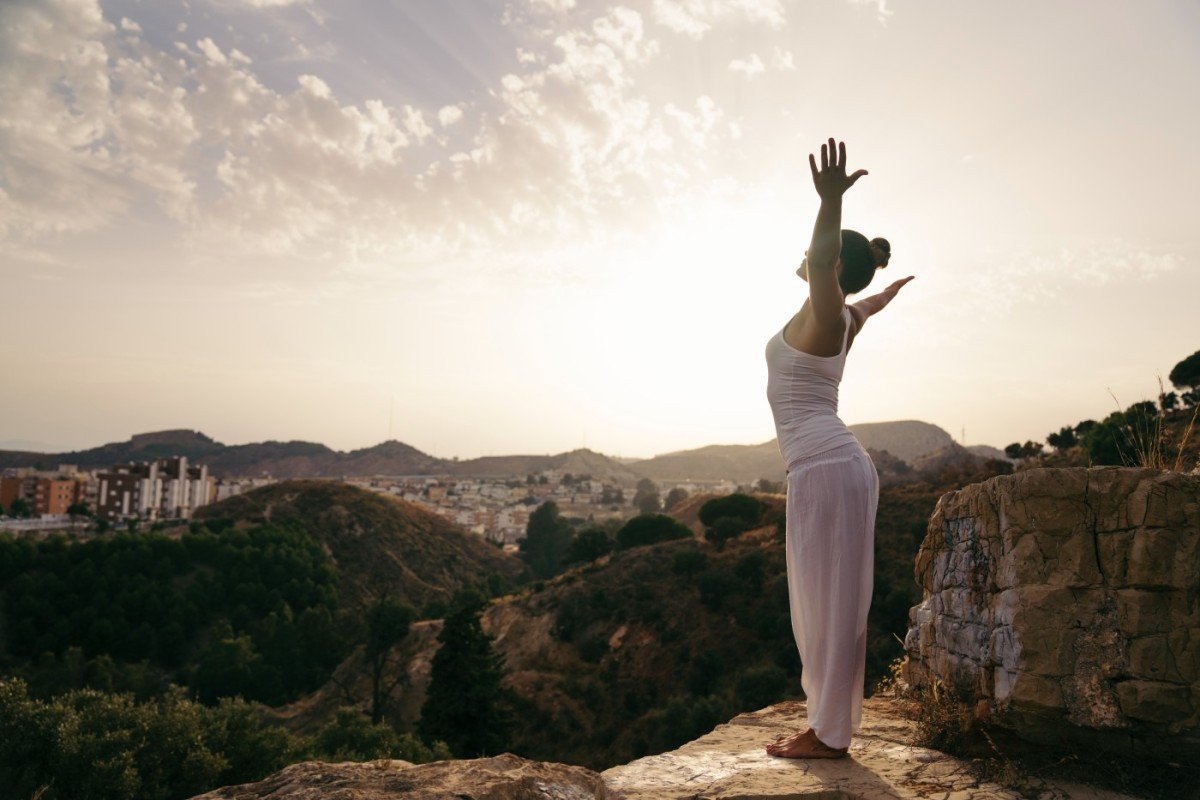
[0,421,996,483]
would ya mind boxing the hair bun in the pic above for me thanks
[869,237,891,268]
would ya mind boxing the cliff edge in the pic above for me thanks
[192,696,1137,799]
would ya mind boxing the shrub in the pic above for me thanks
[615,514,691,550]
[671,549,707,576]
[697,570,738,611]
[736,665,789,710]
[698,494,763,527]
[703,517,747,550]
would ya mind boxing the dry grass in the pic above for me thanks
[1107,379,1199,472]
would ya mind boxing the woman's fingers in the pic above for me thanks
[838,140,846,171]
[821,142,829,170]
[809,153,819,182]
[848,169,868,185]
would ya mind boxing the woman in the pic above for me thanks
[763,138,913,759]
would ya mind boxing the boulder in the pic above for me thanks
[903,466,1200,760]
[190,753,611,799]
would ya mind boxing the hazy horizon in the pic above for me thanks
[3,0,1198,460]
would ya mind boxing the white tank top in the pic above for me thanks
[765,305,861,470]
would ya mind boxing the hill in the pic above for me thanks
[276,456,1015,770]
[194,481,529,608]
[0,430,635,481]
[0,429,446,477]
[628,420,963,482]
[445,448,642,484]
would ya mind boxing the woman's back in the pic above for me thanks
[765,305,861,467]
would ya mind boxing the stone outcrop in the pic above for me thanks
[190,753,611,799]
[903,466,1200,760]
[191,697,1138,799]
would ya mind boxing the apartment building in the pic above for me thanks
[1,466,89,516]
[96,456,215,523]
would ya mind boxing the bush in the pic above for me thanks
[734,552,766,591]
[703,517,747,550]
[697,570,739,611]
[615,514,692,550]
[671,549,707,576]
[698,494,763,528]
[313,708,450,762]
[686,651,724,696]
[735,665,789,710]
[0,679,302,800]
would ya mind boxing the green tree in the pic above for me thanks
[193,622,263,703]
[564,526,613,564]
[518,501,573,579]
[363,595,417,724]
[663,487,689,510]
[7,497,32,518]
[615,514,691,550]
[313,708,450,762]
[698,494,763,528]
[1169,349,1200,395]
[1045,426,1078,451]
[633,478,661,514]
[419,601,512,757]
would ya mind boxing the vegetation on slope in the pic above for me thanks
[195,480,530,609]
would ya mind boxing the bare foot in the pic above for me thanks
[765,728,848,759]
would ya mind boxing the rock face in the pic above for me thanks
[190,753,611,799]
[903,466,1200,760]
[192,698,1138,799]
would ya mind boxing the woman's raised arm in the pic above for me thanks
[805,138,868,327]
[848,275,916,333]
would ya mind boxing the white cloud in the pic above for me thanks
[196,37,228,65]
[530,0,577,11]
[437,105,464,127]
[0,0,745,276]
[119,17,141,33]
[770,46,794,70]
[847,0,892,24]
[652,0,784,39]
[728,53,764,77]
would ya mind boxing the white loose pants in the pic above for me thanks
[783,441,879,749]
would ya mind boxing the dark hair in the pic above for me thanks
[838,230,890,295]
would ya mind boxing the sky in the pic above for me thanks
[1,0,1198,459]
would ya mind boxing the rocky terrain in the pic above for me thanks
[904,466,1200,761]
[193,696,1140,800]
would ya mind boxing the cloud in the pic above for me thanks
[728,53,764,77]
[437,105,464,127]
[847,0,892,24]
[651,0,784,39]
[0,0,747,279]
[938,243,1183,317]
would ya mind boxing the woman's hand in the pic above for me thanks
[878,275,915,300]
[808,138,868,199]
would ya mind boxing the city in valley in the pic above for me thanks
[0,451,737,548]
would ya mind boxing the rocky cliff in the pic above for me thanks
[903,466,1200,761]
[192,696,1138,799]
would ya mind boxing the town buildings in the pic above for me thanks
[95,457,215,523]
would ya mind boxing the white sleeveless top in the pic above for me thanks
[765,305,861,470]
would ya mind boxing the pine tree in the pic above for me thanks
[418,600,512,757]
[518,501,572,579]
